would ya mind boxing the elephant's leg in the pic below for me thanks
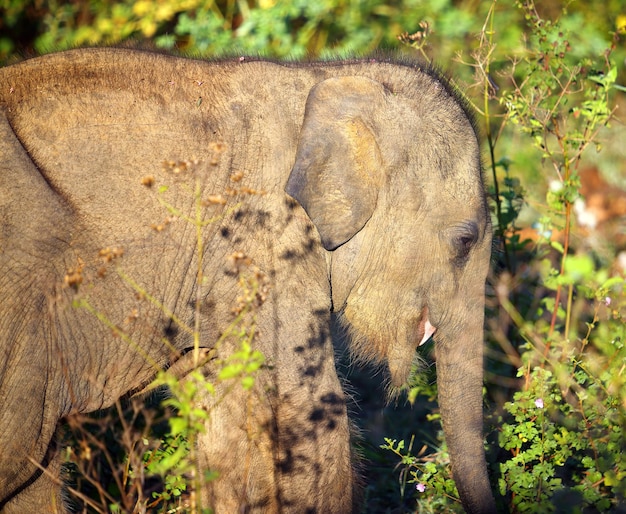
[193,326,355,514]
[273,378,355,513]
[0,377,65,512]
[196,379,281,513]
[194,204,355,512]
[0,439,66,514]
[0,111,71,512]
[196,366,354,514]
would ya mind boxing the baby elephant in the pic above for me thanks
[0,48,495,513]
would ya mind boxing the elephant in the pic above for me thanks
[0,48,495,513]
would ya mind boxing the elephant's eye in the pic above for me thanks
[458,234,475,255]
[452,222,479,265]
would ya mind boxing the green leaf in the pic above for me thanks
[169,417,188,437]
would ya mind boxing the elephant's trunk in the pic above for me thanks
[435,318,496,514]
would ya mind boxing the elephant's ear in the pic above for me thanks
[285,76,386,251]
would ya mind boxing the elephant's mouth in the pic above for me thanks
[417,307,436,346]
[386,307,437,389]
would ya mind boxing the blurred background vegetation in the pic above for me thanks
[1,0,625,512]
[1,0,624,64]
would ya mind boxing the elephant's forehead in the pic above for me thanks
[441,177,485,204]
[416,190,488,233]
[400,171,484,210]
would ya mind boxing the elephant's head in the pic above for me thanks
[286,74,496,513]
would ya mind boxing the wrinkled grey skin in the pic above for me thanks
[0,49,495,513]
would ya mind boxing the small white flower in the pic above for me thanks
[549,180,563,192]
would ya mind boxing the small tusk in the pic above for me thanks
[419,319,436,346]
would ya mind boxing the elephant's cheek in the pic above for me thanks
[341,297,428,387]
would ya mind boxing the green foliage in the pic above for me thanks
[502,1,620,166]
[143,432,191,501]
[497,353,626,513]
[0,0,533,63]
[495,251,626,512]
[380,436,463,513]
